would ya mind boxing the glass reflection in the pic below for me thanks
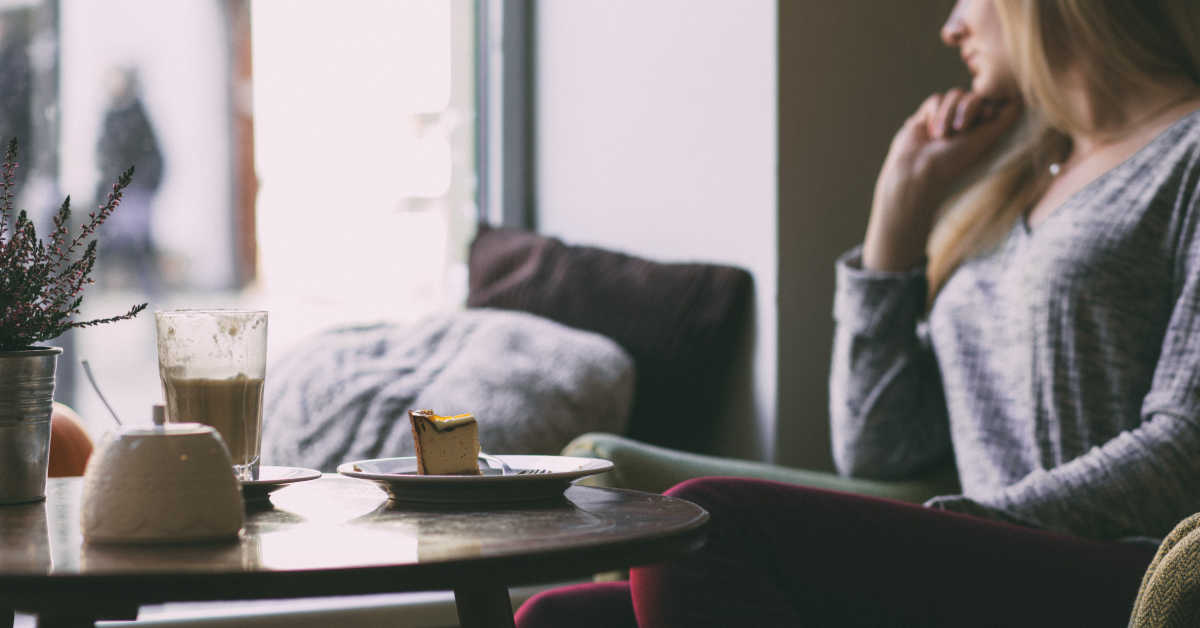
[80,534,258,573]
[255,524,419,570]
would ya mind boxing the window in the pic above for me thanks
[0,0,478,434]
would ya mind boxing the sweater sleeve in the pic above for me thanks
[933,198,1200,540]
[829,246,953,480]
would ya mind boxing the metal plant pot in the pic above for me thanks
[0,346,62,505]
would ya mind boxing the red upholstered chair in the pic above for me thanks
[49,402,94,477]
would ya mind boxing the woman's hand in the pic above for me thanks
[863,89,1022,271]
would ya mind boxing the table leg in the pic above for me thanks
[454,585,515,628]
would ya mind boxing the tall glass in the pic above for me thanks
[154,310,268,481]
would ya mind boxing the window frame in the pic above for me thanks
[476,0,535,229]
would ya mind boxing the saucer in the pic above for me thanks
[241,466,322,501]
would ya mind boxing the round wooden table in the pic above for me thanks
[0,475,707,628]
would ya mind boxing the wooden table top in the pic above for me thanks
[0,475,707,611]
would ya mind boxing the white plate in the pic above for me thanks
[241,465,322,501]
[336,455,614,504]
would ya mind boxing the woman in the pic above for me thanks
[518,1,1200,626]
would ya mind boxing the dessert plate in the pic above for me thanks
[336,455,614,504]
[241,465,322,501]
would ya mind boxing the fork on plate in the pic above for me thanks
[477,453,550,475]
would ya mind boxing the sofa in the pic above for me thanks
[465,223,958,503]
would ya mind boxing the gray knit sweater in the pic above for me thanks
[830,109,1200,541]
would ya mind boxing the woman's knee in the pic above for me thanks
[515,581,636,628]
[663,476,725,500]
[663,476,820,519]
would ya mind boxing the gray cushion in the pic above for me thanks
[467,224,753,452]
[262,309,635,472]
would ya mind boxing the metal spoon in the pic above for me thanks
[80,359,123,426]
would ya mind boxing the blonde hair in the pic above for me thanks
[925,0,1200,303]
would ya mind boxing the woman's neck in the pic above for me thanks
[1065,76,1200,156]
[1025,77,1200,231]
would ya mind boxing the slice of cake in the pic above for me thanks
[408,409,481,475]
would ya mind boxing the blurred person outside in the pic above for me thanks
[93,66,165,297]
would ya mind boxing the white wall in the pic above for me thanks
[536,0,777,461]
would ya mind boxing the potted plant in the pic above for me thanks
[0,138,146,504]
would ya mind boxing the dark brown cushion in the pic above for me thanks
[467,223,753,451]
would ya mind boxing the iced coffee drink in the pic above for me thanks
[155,310,268,480]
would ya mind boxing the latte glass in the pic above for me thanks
[155,309,268,481]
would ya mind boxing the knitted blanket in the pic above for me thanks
[261,309,634,472]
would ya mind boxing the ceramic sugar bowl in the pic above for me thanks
[81,406,243,544]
